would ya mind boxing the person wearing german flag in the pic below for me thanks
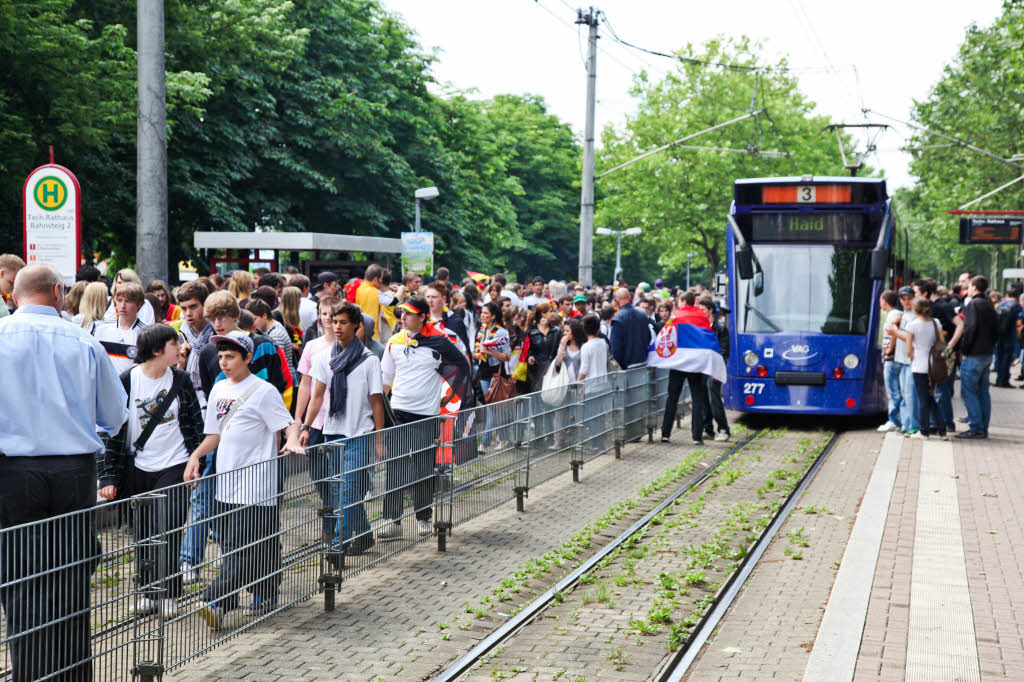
[379,298,470,538]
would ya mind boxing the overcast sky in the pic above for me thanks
[381,0,1004,189]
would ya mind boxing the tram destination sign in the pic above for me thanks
[958,217,1023,245]
[747,213,878,242]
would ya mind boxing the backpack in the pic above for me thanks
[927,319,950,386]
[996,301,1017,338]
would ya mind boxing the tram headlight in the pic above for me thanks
[842,354,859,369]
[743,351,759,367]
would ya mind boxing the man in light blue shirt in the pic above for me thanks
[0,264,128,682]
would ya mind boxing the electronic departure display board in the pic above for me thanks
[958,217,1023,245]
[744,213,879,242]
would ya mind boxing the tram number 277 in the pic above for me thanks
[743,382,765,395]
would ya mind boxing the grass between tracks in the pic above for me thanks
[470,427,833,680]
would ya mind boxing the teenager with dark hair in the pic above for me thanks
[99,323,204,619]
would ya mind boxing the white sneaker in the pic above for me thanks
[909,431,928,440]
[417,519,433,536]
[877,421,898,432]
[160,599,178,619]
[135,597,157,615]
[181,563,201,584]
[377,520,402,539]
[714,431,730,442]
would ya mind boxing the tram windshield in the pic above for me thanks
[736,244,873,335]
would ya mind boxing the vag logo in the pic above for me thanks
[781,344,815,361]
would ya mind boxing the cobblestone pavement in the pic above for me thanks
[169,415,739,681]
[855,384,1024,682]
[452,427,829,681]
[685,428,884,682]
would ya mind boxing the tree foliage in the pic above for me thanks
[594,38,859,286]
[897,1,1024,283]
[0,0,581,280]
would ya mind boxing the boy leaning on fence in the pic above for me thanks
[299,301,386,556]
[99,324,205,620]
[184,330,304,629]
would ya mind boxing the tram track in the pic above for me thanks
[430,427,840,681]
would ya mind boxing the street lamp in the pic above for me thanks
[596,226,643,285]
[414,186,439,232]
[686,252,697,289]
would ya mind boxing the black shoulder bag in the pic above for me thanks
[126,370,186,455]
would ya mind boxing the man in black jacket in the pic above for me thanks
[702,299,731,441]
[958,275,998,439]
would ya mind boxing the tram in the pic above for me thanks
[723,176,910,416]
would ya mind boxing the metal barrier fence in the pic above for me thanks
[1,366,692,681]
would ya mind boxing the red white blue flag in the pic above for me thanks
[647,308,727,383]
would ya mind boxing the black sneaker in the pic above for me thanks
[955,430,985,439]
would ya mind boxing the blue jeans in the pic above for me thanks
[960,355,992,434]
[324,433,372,548]
[884,361,904,427]
[932,376,955,430]
[304,428,337,537]
[995,339,1015,386]
[899,363,920,432]
[180,454,219,566]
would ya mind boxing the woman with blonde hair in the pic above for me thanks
[64,281,88,317]
[280,286,304,362]
[75,281,109,328]
[227,270,253,302]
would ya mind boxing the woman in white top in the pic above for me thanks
[554,318,586,382]
[887,297,948,440]
[577,314,608,382]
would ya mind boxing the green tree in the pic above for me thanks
[900,1,1024,283]
[594,37,856,286]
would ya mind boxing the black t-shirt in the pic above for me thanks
[931,298,956,338]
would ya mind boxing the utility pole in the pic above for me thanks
[577,7,598,287]
[137,0,168,283]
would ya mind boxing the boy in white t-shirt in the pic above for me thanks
[184,331,304,629]
[99,324,205,620]
[299,302,385,556]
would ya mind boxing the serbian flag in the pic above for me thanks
[647,306,726,382]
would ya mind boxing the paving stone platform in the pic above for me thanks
[169,419,734,681]
[687,381,1024,682]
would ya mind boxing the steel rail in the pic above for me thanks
[654,430,842,682]
[431,429,766,682]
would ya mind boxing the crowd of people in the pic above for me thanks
[878,272,1005,440]
[0,254,735,679]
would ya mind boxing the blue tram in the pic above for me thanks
[723,176,910,416]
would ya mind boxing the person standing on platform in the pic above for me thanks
[609,287,651,369]
[958,275,998,439]
[993,285,1022,388]
[657,291,715,445]
[0,253,25,317]
[0,264,129,682]
[379,299,469,538]
[877,290,905,433]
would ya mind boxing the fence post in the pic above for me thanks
[129,492,166,682]
[435,414,455,552]
[647,367,659,442]
[613,371,624,459]
[513,395,531,512]
[319,442,345,612]
[569,381,584,483]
